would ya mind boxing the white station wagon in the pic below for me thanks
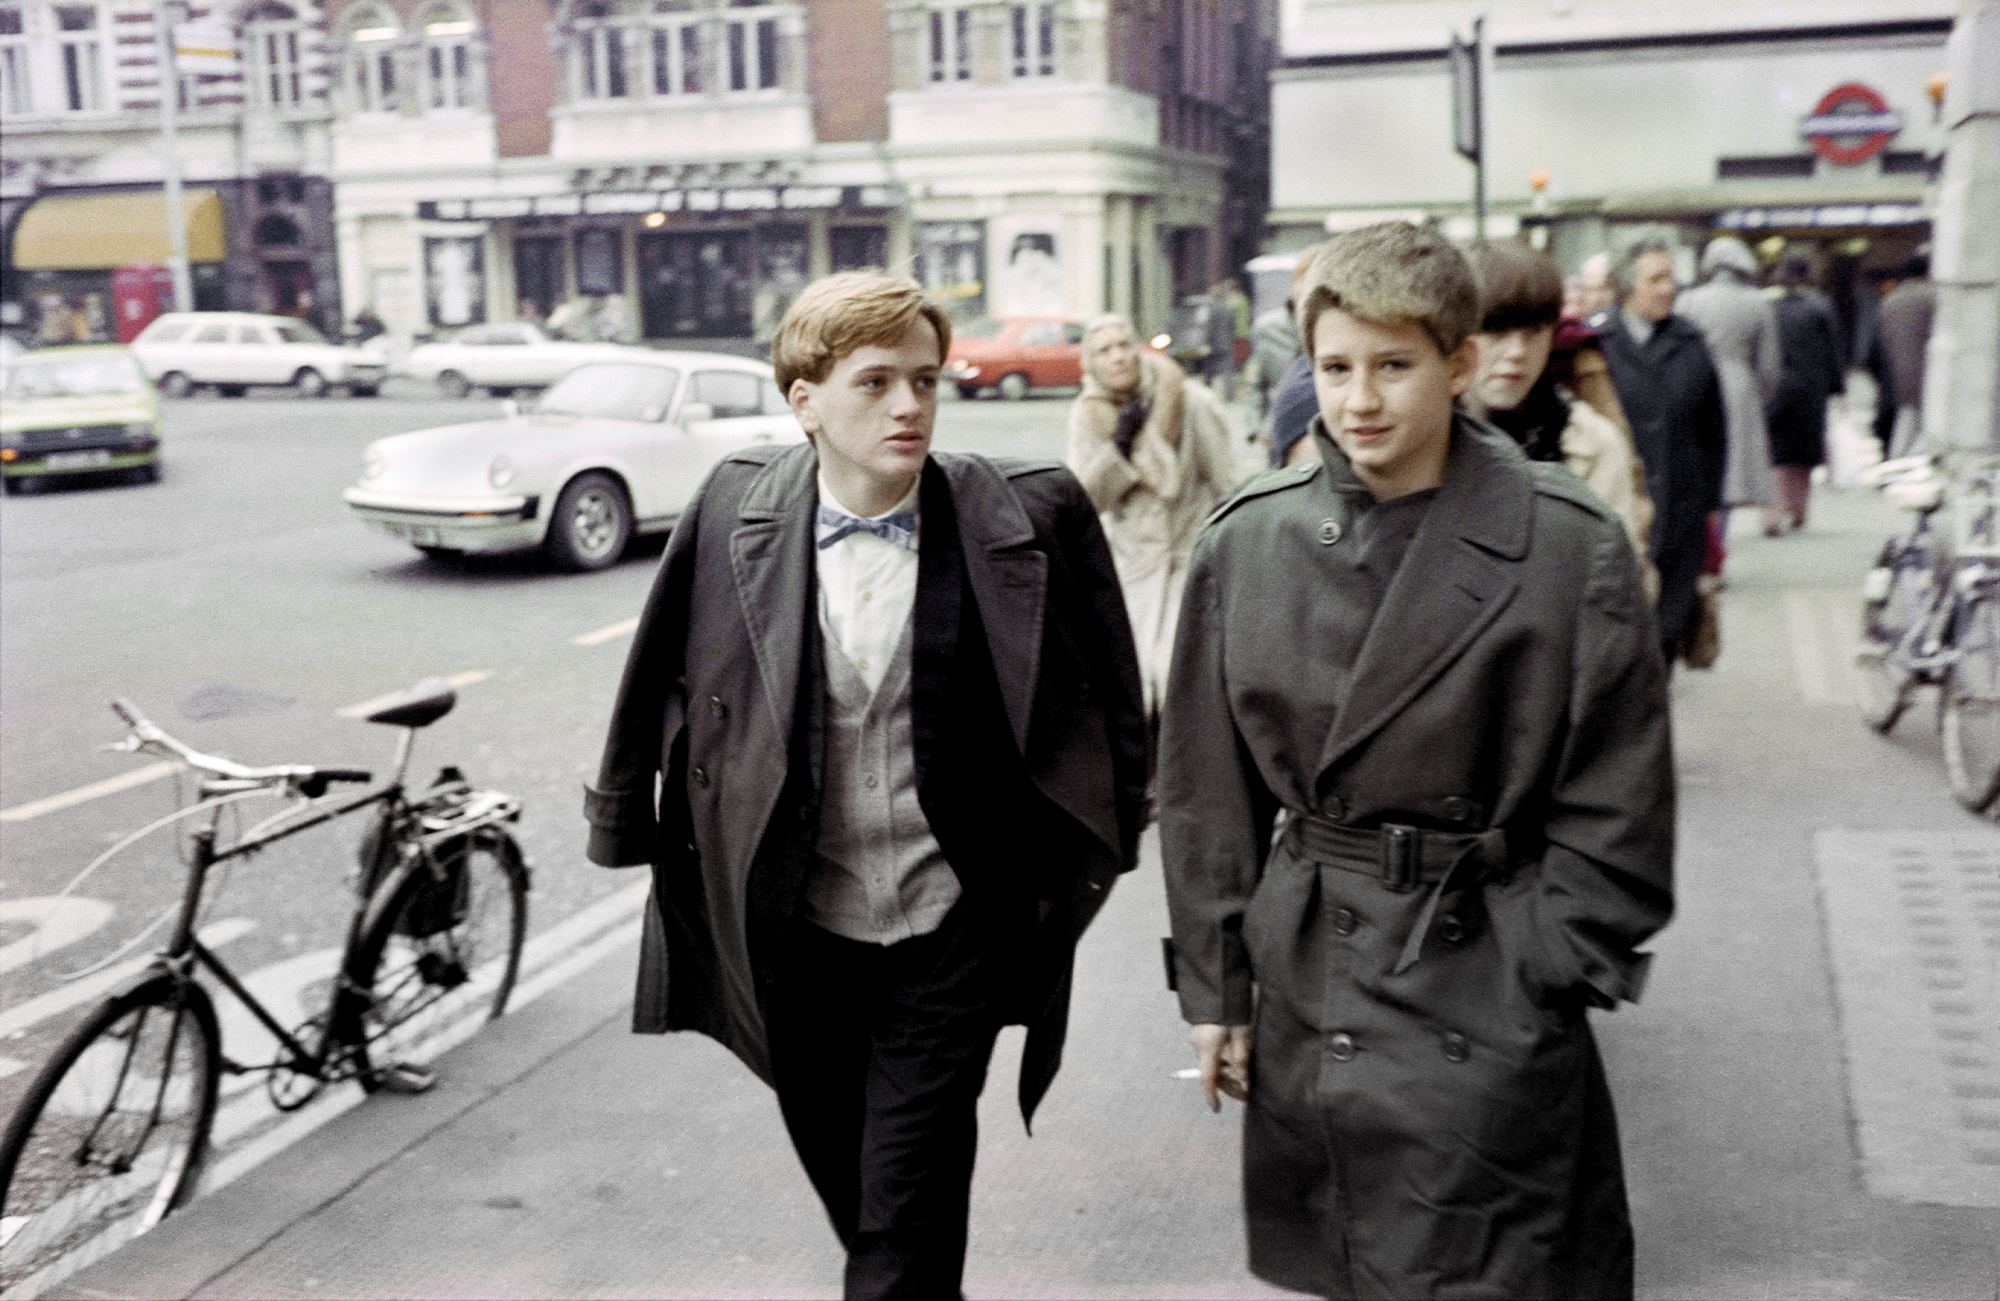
[344,352,803,570]
[132,312,389,397]
[399,321,648,398]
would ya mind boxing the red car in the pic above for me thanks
[943,316,1085,400]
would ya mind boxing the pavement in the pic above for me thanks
[38,458,2000,1300]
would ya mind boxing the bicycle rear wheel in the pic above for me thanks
[333,827,527,1089]
[1943,594,2000,815]
[1857,539,1933,732]
[0,975,219,1292]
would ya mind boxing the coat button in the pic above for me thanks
[1436,914,1467,944]
[1441,1031,1471,1063]
[1328,1032,1356,1061]
[708,696,727,719]
[1322,795,1348,822]
[1441,796,1474,823]
[1317,518,1343,545]
[691,765,709,788]
[1332,907,1358,936]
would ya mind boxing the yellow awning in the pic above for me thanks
[12,189,227,270]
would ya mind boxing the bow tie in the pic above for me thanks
[817,504,917,551]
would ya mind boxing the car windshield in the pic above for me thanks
[536,362,680,421]
[272,322,329,345]
[2,353,146,399]
[957,319,1006,339]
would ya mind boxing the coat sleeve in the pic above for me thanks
[1158,529,1280,1025]
[1495,521,1675,1008]
[1065,403,1143,514]
[1048,469,1150,872]
[1695,351,1729,513]
[1753,298,1783,411]
[582,485,702,867]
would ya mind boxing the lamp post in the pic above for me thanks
[153,0,191,312]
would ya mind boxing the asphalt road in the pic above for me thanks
[0,381,1099,1103]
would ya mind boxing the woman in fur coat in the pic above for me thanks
[1066,314,1239,716]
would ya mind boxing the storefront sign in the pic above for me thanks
[419,186,902,222]
[1717,203,1927,230]
[1800,83,1905,165]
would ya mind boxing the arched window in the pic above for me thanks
[254,213,302,247]
[416,0,482,110]
[342,4,402,114]
[568,0,636,101]
[244,2,305,109]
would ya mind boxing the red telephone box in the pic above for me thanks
[110,264,176,343]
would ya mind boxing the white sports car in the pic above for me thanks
[399,321,649,398]
[343,352,803,570]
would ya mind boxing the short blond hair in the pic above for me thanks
[1294,222,1479,358]
[770,272,952,394]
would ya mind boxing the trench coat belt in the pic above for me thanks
[1281,813,1510,975]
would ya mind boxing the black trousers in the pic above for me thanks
[767,899,1013,1301]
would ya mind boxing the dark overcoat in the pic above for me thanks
[1160,418,1675,1300]
[584,443,1149,1123]
[1769,289,1847,468]
[1591,309,1726,649]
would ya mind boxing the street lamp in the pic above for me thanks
[151,1,193,313]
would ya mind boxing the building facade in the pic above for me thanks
[326,0,1272,345]
[1,0,345,343]
[1266,0,1953,344]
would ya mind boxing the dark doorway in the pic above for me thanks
[262,259,317,327]
[831,225,887,273]
[515,235,564,322]
[638,230,753,338]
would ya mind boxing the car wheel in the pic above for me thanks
[3,477,23,495]
[218,384,248,398]
[488,386,514,399]
[415,545,465,562]
[437,371,471,400]
[160,371,193,399]
[294,368,329,398]
[955,383,980,401]
[544,472,632,572]
[997,372,1030,401]
[347,384,380,398]
[128,463,160,486]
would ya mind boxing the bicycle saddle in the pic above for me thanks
[365,678,457,729]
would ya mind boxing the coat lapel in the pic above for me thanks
[1314,420,1532,783]
[936,452,1045,755]
[728,444,817,749]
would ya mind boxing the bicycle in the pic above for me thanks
[0,679,529,1292]
[1856,454,2000,814]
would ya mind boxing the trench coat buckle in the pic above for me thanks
[1379,823,1421,892]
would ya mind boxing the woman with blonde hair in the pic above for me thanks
[1066,313,1238,717]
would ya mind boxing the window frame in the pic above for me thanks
[927,5,970,85]
[343,8,405,114]
[246,12,307,111]
[1008,2,1055,79]
[52,2,105,114]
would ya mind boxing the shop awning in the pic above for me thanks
[12,189,227,270]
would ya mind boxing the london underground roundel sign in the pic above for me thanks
[1800,82,1904,165]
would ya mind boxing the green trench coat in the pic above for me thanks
[1160,417,1675,1300]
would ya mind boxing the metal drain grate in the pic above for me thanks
[1815,829,2000,1206]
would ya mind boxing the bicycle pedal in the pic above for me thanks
[375,1061,437,1094]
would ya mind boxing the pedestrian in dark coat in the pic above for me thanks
[1162,223,1674,1301]
[584,273,1148,1300]
[1767,252,1847,531]
[1591,237,1727,665]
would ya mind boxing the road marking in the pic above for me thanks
[334,669,492,719]
[0,1057,26,1079]
[0,898,115,974]
[572,616,640,647]
[0,761,184,824]
[0,918,255,1038]
[1788,590,1862,707]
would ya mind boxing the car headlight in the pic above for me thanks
[488,455,515,489]
[362,449,387,481]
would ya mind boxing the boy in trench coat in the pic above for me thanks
[584,273,1147,1300]
[1160,223,1675,1299]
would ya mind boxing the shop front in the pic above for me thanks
[10,189,229,345]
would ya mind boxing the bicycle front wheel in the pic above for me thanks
[1943,595,2000,815]
[0,976,220,1292]
[1857,541,1932,732]
[334,827,528,1089]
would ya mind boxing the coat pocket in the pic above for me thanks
[1240,845,1325,1019]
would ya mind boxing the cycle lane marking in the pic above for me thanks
[0,918,256,1039]
[572,616,639,647]
[0,762,184,824]
[334,668,492,719]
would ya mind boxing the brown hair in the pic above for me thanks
[1468,241,1564,333]
[770,272,952,395]
[1294,222,1479,358]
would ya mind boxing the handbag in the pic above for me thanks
[1682,576,1722,669]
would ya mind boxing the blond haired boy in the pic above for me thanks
[1160,224,1674,1298]
[587,272,1147,1300]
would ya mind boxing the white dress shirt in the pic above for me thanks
[816,476,920,696]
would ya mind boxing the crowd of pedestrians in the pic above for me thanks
[579,221,1904,1301]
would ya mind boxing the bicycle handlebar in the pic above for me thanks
[107,698,330,787]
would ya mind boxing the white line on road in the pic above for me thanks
[334,669,493,719]
[1787,592,1839,705]
[572,616,640,647]
[0,761,184,824]
[0,918,256,1038]
[1788,590,1863,707]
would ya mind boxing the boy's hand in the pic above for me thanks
[1189,1023,1254,1110]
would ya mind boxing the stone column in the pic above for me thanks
[1929,0,2000,453]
